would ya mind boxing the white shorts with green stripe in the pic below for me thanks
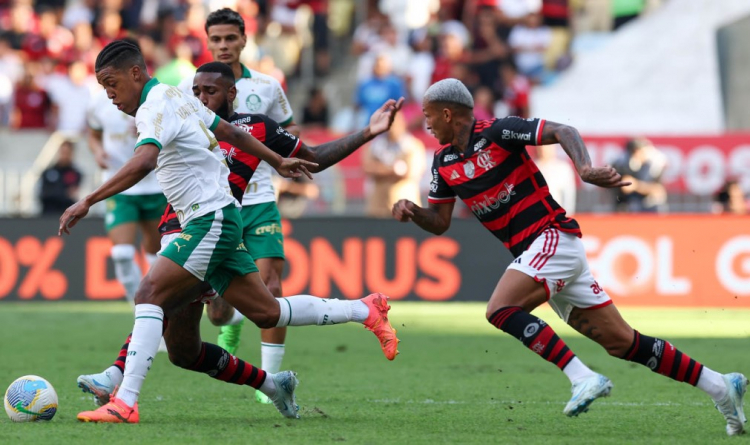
[158,205,258,295]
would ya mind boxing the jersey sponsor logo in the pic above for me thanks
[153,113,164,138]
[255,223,282,235]
[463,160,475,179]
[477,150,496,170]
[430,170,439,192]
[221,146,237,164]
[276,126,295,140]
[443,153,459,162]
[245,94,262,112]
[470,183,516,216]
[501,129,531,141]
[178,233,192,241]
[523,322,539,337]
[473,138,487,151]
[175,102,199,119]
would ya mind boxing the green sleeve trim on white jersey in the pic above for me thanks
[134,138,162,151]
[279,116,294,127]
[209,114,220,132]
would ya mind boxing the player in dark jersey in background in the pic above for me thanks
[393,78,746,436]
[76,62,404,416]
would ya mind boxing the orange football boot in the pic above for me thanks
[361,293,400,360]
[77,395,139,424]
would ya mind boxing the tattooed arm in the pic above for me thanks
[539,121,631,189]
[296,97,404,173]
[392,200,455,235]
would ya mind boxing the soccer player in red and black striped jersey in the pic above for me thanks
[75,61,404,422]
[393,78,747,435]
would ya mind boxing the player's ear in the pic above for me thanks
[443,107,452,123]
[240,34,247,49]
[131,65,142,82]
[228,85,237,103]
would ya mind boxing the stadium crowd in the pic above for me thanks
[2,0,744,216]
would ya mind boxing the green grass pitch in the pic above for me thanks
[0,302,748,444]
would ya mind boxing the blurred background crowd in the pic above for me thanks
[0,0,748,218]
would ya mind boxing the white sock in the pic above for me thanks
[562,357,597,384]
[145,253,158,268]
[105,365,123,387]
[259,373,276,397]
[227,308,245,326]
[261,343,285,374]
[275,295,369,327]
[111,244,142,304]
[696,366,728,401]
[118,304,164,407]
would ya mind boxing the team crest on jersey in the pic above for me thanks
[463,160,475,178]
[245,94,262,112]
[477,150,496,170]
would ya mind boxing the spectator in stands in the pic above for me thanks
[612,0,646,30]
[535,144,577,214]
[39,140,82,215]
[468,8,508,90]
[473,87,496,121]
[5,3,35,50]
[351,6,388,56]
[96,9,127,48]
[357,22,412,81]
[500,62,530,118]
[541,0,572,71]
[713,179,748,215]
[406,28,436,103]
[355,53,406,127]
[154,41,196,86]
[11,65,52,130]
[613,137,668,213]
[47,60,93,136]
[363,113,425,217]
[274,176,320,218]
[432,20,470,84]
[24,7,73,61]
[302,87,329,127]
[508,12,551,83]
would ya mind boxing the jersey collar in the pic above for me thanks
[139,78,160,106]
[239,64,252,81]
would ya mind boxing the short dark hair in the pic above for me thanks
[205,8,245,35]
[196,61,236,84]
[95,39,145,73]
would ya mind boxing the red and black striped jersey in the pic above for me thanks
[427,117,581,257]
[158,112,301,235]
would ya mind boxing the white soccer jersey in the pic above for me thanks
[179,65,294,205]
[135,78,236,225]
[87,89,161,195]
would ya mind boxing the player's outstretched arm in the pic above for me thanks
[212,119,317,179]
[539,121,632,189]
[58,144,158,235]
[392,199,454,235]
[296,97,404,173]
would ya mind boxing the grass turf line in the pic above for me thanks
[0,302,747,444]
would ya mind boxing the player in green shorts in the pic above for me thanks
[88,87,167,303]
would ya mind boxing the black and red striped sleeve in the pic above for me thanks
[259,115,302,158]
[486,116,546,151]
[427,154,456,205]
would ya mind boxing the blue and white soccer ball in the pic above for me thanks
[4,375,58,422]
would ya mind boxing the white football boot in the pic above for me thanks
[714,372,748,436]
[268,371,300,419]
[77,370,118,406]
[563,373,613,417]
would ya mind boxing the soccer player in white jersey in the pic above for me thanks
[59,40,400,424]
[177,8,300,404]
[87,88,166,304]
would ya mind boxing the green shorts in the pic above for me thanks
[241,201,284,260]
[105,193,168,232]
[160,205,258,295]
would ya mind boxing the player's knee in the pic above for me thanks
[133,277,160,305]
[206,303,232,326]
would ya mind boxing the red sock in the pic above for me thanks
[623,331,703,385]
[113,334,132,373]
